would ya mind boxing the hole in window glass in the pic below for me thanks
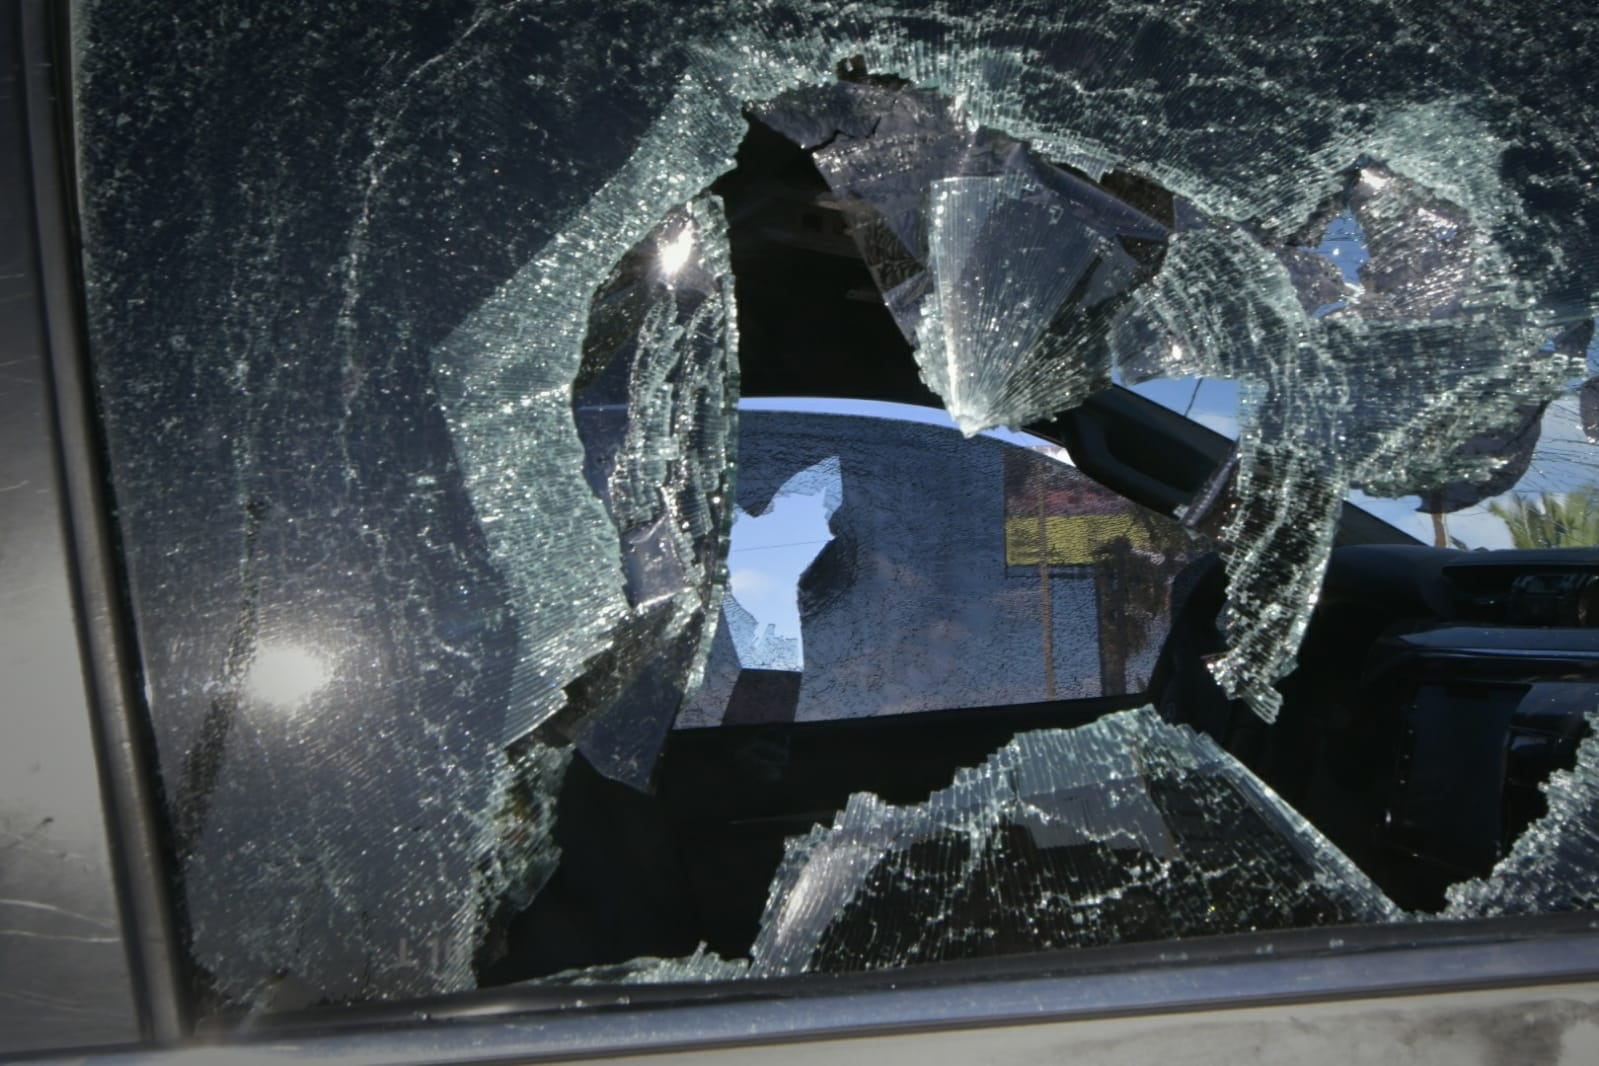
[71,0,1599,1019]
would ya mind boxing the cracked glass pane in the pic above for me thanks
[1446,709,1599,917]
[746,707,1401,976]
[504,193,740,787]
[546,697,1596,983]
[72,0,1599,1018]
[739,78,1589,718]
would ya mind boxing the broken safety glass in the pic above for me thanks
[71,0,1599,1018]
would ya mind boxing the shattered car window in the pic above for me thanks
[72,0,1598,1015]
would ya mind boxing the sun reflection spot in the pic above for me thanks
[658,225,695,279]
[243,643,331,710]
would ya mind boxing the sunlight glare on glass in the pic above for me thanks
[243,642,332,711]
[658,224,695,279]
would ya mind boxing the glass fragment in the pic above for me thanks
[1445,712,1599,918]
[745,707,1400,976]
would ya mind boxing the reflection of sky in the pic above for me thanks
[1124,360,1591,549]
[1128,377,1599,549]
[1122,376,1241,440]
[727,456,839,669]
[1319,208,1370,283]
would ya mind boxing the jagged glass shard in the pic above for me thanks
[538,943,750,986]
[1419,402,1545,515]
[1096,206,1569,713]
[472,741,575,971]
[1445,712,1599,917]
[436,190,739,761]
[1335,165,1564,516]
[746,707,1400,977]
[1278,245,1348,317]
[550,195,741,788]
[754,85,1015,341]
[1209,443,1346,723]
[1343,163,1475,321]
[921,170,1160,431]
[754,82,1169,354]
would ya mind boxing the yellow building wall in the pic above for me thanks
[1003,514,1151,567]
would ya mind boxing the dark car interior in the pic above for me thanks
[479,114,1599,984]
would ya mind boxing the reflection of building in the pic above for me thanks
[677,410,1189,729]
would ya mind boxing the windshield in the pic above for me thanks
[71,0,1599,1017]
[677,398,1187,729]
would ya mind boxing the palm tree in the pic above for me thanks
[1487,489,1599,548]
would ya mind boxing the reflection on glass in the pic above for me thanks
[1129,373,1599,550]
[656,224,696,281]
[726,455,841,671]
[242,642,331,711]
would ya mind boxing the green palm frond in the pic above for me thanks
[1487,489,1599,549]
